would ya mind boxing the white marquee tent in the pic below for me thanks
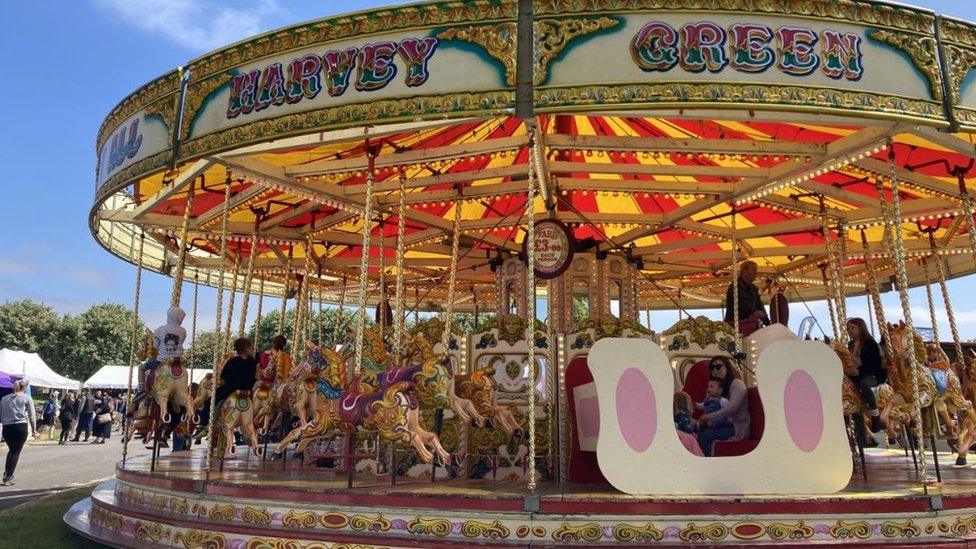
[84,365,212,389]
[0,348,80,390]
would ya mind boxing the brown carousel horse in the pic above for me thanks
[253,347,312,435]
[402,331,521,437]
[251,345,294,434]
[887,322,976,465]
[274,342,451,464]
[361,327,496,429]
[123,330,193,445]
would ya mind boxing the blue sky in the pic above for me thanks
[2,0,976,340]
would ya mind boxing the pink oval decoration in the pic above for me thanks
[784,370,824,453]
[615,368,656,452]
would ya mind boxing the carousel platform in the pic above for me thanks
[65,447,976,547]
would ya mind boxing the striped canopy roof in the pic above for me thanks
[96,112,976,310]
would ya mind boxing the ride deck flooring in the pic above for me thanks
[120,446,976,504]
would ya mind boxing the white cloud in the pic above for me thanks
[93,0,283,52]
[0,258,36,276]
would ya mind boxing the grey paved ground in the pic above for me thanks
[0,431,150,511]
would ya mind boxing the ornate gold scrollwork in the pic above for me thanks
[870,30,943,102]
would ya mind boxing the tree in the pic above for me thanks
[247,306,365,354]
[60,304,147,381]
[0,300,146,381]
[444,312,494,333]
[0,300,63,357]
[185,329,223,370]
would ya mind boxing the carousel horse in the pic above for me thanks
[401,332,487,426]
[275,342,451,465]
[402,331,523,435]
[454,363,522,437]
[833,342,902,443]
[252,348,296,434]
[196,369,262,457]
[124,330,192,444]
[887,322,976,465]
[360,327,491,429]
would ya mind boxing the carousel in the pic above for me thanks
[65,0,976,546]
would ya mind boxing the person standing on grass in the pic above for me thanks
[58,392,76,445]
[1,380,37,485]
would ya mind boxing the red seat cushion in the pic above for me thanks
[565,355,608,484]
[712,386,764,457]
[681,360,712,420]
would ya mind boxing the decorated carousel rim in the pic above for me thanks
[88,0,976,310]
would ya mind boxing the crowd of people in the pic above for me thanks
[0,385,125,486]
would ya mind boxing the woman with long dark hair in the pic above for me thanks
[846,317,886,433]
[696,356,751,456]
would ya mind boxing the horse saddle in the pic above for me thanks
[316,379,342,400]
[931,368,950,395]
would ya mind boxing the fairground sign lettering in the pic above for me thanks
[104,119,143,176]
[630,22,863,81]
[227,37,440,119]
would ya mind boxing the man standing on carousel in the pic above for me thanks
[724,260,769,336]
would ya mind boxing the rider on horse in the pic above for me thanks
[135,306,187,407]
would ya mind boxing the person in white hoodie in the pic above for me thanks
[138,306,187,392]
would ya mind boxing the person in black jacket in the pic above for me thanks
[58,393,76,445]
[215,338,258,407]
[72,390,94,442]
[846,317,887,433]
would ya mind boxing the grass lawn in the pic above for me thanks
[0,484,99,547]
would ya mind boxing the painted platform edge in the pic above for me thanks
[61,478,976,547]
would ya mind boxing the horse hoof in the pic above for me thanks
[483,418,494,430]
[957,457,968,466]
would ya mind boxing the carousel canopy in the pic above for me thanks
[0,349,79,390]
[89,0,976,310]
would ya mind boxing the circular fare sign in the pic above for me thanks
[525,219,574,279]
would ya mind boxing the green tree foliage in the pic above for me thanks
[436,312,494,334]
[0,300,63,357]
[184,329,223,370]
[247,306,365,354]
[0,300,146,381]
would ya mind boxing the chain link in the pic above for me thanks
[730,204,741,347]
[223,261,240,352]
[335,277,347,347]
[962,193,976,271]
[441,197,463,353]
[354,150,377,376]
[122,233,145,467]
[237,234,258,337]
[205,173,234,474]
[526,135,538,492]
[254,278,265,350]
[922,259,940,344]
[394,171,408,362]
[170,181,196,307]
[861,230,894,364]
[885,145,929,488]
